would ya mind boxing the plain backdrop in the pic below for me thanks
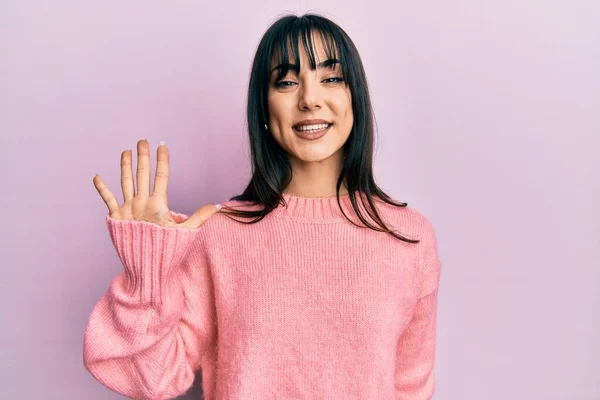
[1,1,598,399]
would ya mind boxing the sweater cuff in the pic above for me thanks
[105,211,196,305]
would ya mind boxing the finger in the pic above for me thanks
[121,150,134,202]
[136,139,150,197]
[153,142,169,198]
[179,204,221,229]
[93,174,120,214]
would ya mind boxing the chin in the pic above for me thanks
[296,155,333,163]
[292,148,343,164]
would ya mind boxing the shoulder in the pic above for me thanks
[195,198,258,233]
[373,197,436,241]
[375,199,442,282]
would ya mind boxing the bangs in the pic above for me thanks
[268,21,347,83]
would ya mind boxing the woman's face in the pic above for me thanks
[267,36,353,167]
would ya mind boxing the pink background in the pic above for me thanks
[2,1,598,399]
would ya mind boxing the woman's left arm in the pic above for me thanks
[395,219,442,400]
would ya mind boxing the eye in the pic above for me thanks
[323,77,344,84]
[274,80,297,88]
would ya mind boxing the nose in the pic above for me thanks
[297,77,322,111]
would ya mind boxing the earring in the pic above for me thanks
[264,124,268,131]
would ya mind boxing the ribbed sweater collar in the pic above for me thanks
[269,190,364,223]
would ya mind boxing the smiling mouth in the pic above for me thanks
[293,123,332,133]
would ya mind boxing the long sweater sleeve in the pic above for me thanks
[395,220,442,399]
[83,211,217,400]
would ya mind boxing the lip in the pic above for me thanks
[293,123,332,140]
[293,119,331,128]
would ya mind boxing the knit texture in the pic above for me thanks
[83,191,442,399]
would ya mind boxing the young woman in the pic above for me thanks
[85,13,442,400]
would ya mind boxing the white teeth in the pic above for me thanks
[295,123,330,131]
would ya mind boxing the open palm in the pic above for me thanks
[93,139,219,229]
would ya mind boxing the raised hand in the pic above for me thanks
[93,139,220,229]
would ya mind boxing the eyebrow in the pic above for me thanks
[270,58,340,74]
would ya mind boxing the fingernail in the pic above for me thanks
[215,204,222,212]
[159,141,166,146]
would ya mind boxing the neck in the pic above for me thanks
[284,152,348,198]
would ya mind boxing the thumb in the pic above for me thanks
[178,203,222,229]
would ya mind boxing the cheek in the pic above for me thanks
[337,94,353,135]
[334,91,353,118]
[339,100,353,125]
[267,95,292,125]
[266,94,277,119]
[346,91,353,117]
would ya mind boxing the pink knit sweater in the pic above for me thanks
[83,192,442,399]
